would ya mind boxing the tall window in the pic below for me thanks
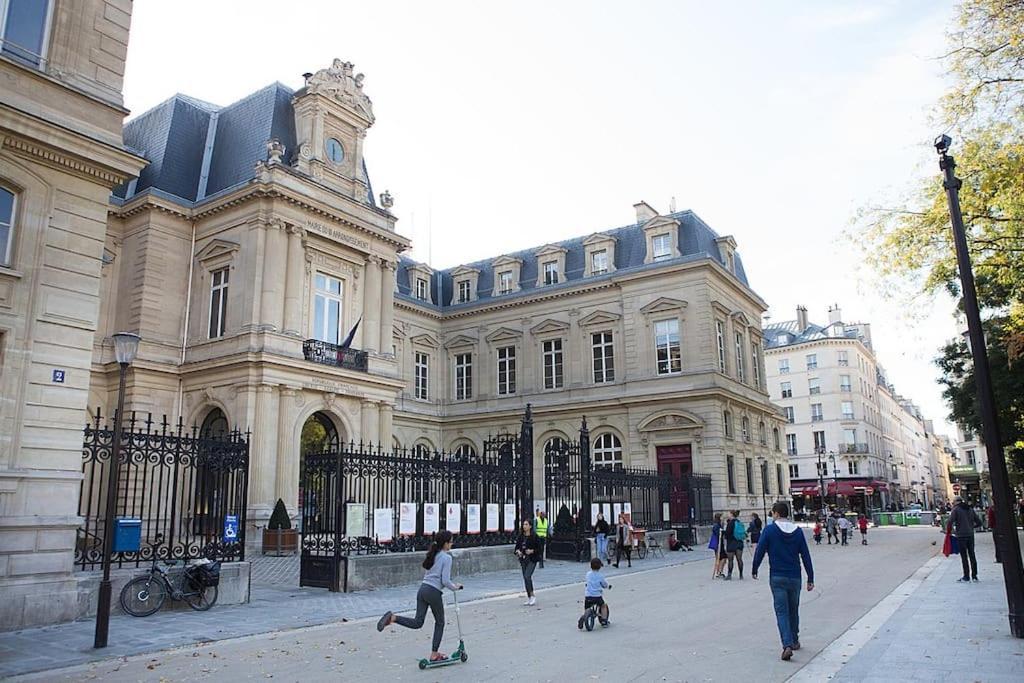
[783,406,794,423]
[652,233,672,260]
[497,346,516,395]
[741,416,751,442]
[811,403,823,422]
[654,319,681,375]
[751,343,760,388]
[759,421,767,446]
[543,261,558,285]
[208,267,229,338]
[414,352,429,400]
[591,249,608,275]
[762,461,770,494]
[498,271,513,294]
[454,444,477,461]
[593,433,623,469]
[786,434,798,455]
[457,280,471,303]
[1,0,51,66]
[592,332,614,383]
[745,458,755,494]
[838,350,849,366]
[840,374,852,392]
[777,463,784,495]
[716,321,727,373]
[455,353,472,400]
[313,273,343,343]
[773,428,781,451]
[843,428,857,446]
[841,401,854,420]
[808,377,821,395]
[734,333,745,382]
[416,278,428,300]
[967,449,976,466]
[723,410,733,438]
[806,353,818,370]
[813,430,826,451]
[778,359,790,374]
[727,455,736,493]
[780,381,792,398]
[789,464,799,478]
[848,460,860,475]
[0,186,13,266]
[542,339,564,389]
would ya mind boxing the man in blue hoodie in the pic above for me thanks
[752,501,814,661]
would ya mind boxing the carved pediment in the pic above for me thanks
[578,310,622,328]
[583,233,617,246]
[392,322,407,340]
[641,215,681,232]
[195,239,240,263]
[450,265,480,277]
[444,334,477,349]
[640,297,688,316]
[638,410,704,432]
[530,318,570,336]
[710,300,732,318]
[491,255,522,268]
[731,311,754,328]
[534,244,568,258]
[485,327,522,343]
[303,59,374,123]
[410,333,439,349]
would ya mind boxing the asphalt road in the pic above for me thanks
[29,526,943,682]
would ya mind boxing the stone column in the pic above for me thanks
[380,260,397,356]
[252,384,279,514]
[378,402,394,451]
[259,219,287,331]
[282,226,305,336]
[362,256,382,352]
[276,387,299,515]
[360,399,380,447]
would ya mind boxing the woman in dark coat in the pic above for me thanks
[515,520,541,605]
[749,512,763,545]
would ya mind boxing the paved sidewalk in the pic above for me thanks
[793,532,1024,683]
[0,546,708,679]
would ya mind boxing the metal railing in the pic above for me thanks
[302,339,369,372]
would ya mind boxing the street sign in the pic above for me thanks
[864,487,874,494]
[223,514,239,544]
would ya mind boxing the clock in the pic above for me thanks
[324,137,345,164]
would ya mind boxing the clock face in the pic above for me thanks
[325,138,345,164]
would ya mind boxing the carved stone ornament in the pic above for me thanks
[303,59,375,123]
[380,190,394,209]
[267,138,286,164]
[299,143,313,160]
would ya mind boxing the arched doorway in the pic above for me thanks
[195,408,229,535]
[298,412,341,532]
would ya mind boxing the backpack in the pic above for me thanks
[733,519,746,541]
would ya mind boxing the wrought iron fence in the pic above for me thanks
[302,339,369,372]
[682,472,714,525]
[76,409,250,571]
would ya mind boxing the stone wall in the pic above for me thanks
[344,545,519,592]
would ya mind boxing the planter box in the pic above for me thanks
[262,528,299,555]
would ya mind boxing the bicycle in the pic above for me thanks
[581,585,612,631]
[119,534,219,616]
[605,537,647,561]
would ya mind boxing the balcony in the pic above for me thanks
[303,339,369,372]
[840,443,870,454]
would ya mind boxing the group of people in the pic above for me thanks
[811,509,869,546]
[709,510,762,579]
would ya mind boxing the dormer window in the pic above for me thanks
[543,261,559,285]
[457,280,471,303]
[498,271,513,294]
[416,278,428,300]
[652,233,672,260]
[591,250,608,275]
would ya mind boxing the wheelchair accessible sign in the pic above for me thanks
[223,515,239,544]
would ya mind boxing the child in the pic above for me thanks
[578,557,610,628]
[813,520,823,545]
[858,514,869,545]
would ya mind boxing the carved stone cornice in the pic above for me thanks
[2,133,132,186]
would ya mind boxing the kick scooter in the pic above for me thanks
[418,588,468,670]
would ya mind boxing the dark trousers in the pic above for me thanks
[840,528,848,545]
[727,545,744,576]
[537,536,546,567]
[393,584,445,652]
[770,575,801,648]
[615,541,632,566]
[958,535,978,579]
[521,559,537,594]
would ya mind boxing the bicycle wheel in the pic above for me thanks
[120,575,168,617]
[183,583,218,611]
[637,541,648,560]
[585,608,596,631]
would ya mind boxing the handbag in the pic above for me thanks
[942,528,952,557]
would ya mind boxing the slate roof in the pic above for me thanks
[396,210,751,310]
[763,319,859,348]
[113,83,374,207]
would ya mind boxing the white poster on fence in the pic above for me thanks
[345,503,366,537]
[374,508,394,542]
[591,503,600,526]
[424,503,439,534]
[446,503,461,533]
[623,502,632,516]
[399,502,417,536]
[486,503,499,532]
[602,503,611,520]
[467,504,481,534]
[613,502,622,521]
[504,503,516,531]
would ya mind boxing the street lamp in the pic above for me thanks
[936,136,1024,638]
[829,451,839,509]
[94,332,141,649]
[815,447,828,515]
[756,454,768,520]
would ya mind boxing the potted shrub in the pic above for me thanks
[262,498,298,556]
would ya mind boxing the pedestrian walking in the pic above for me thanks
[594,512,610,562]
[614,512,633,568]
[534,510,549,568]
[515,520,541,604]
[825,511,837,545]
[709,512,727,578]
[986,504,1000,564]
[857,514,868,545]
[838,514,850,546]
[812,521,822,545]
[749,512,763,545]
[377,530,463,663]
[948,496,982,582]
[752,501,815,662]
[724,509,746,580]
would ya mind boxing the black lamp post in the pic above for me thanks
[936,135,1024,638]
[829,451,839,508]
[815,447,827,514]
[94,332,140,649]
[757,454,768,520]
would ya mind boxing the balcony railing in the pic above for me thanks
[302,339,369,372]
[840,443,870,454]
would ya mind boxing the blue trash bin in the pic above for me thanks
[113,518,142,553]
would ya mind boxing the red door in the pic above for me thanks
[657,445,692,523]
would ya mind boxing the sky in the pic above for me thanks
[123,0,963,437]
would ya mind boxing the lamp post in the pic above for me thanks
[815,447,827,515]
[94,332,140,649]
[757,454,768,520]
[936,135,1024,638]
[829,451,839,509]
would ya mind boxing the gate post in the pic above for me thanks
[519,404,534,523]
[579,416,591,533]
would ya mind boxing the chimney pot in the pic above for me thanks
[633,201,658,224]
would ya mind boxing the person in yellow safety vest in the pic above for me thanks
[534,510,549,568]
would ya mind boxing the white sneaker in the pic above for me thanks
[527,596,536,606]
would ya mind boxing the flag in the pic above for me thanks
[339,317,361,349]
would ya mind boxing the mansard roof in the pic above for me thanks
[763,319,859,348]
[395,210,750,310]
[112,83,375,207]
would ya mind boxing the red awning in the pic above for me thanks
[790,485,820,496]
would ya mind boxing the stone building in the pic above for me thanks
[0,1,145,629]
[90,61,787,545]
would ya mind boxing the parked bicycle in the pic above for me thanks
[605,536,648,561]
[119,534,220,616]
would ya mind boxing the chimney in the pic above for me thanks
[633,201,658,224]
[828,304,842,324]
[796,305,808,331]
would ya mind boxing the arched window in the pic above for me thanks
[741,416,750,442]
[592,433,623,469]
[195,408,229,536]
[413,443,433,458]
[544,436,571,498]
[544,437,568,468]
[454,443,477,461]
[759,421,767,446]
[200,408,228,436]
[773,427,781,451]
[0,186,14,267]
[300,412,340,453]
